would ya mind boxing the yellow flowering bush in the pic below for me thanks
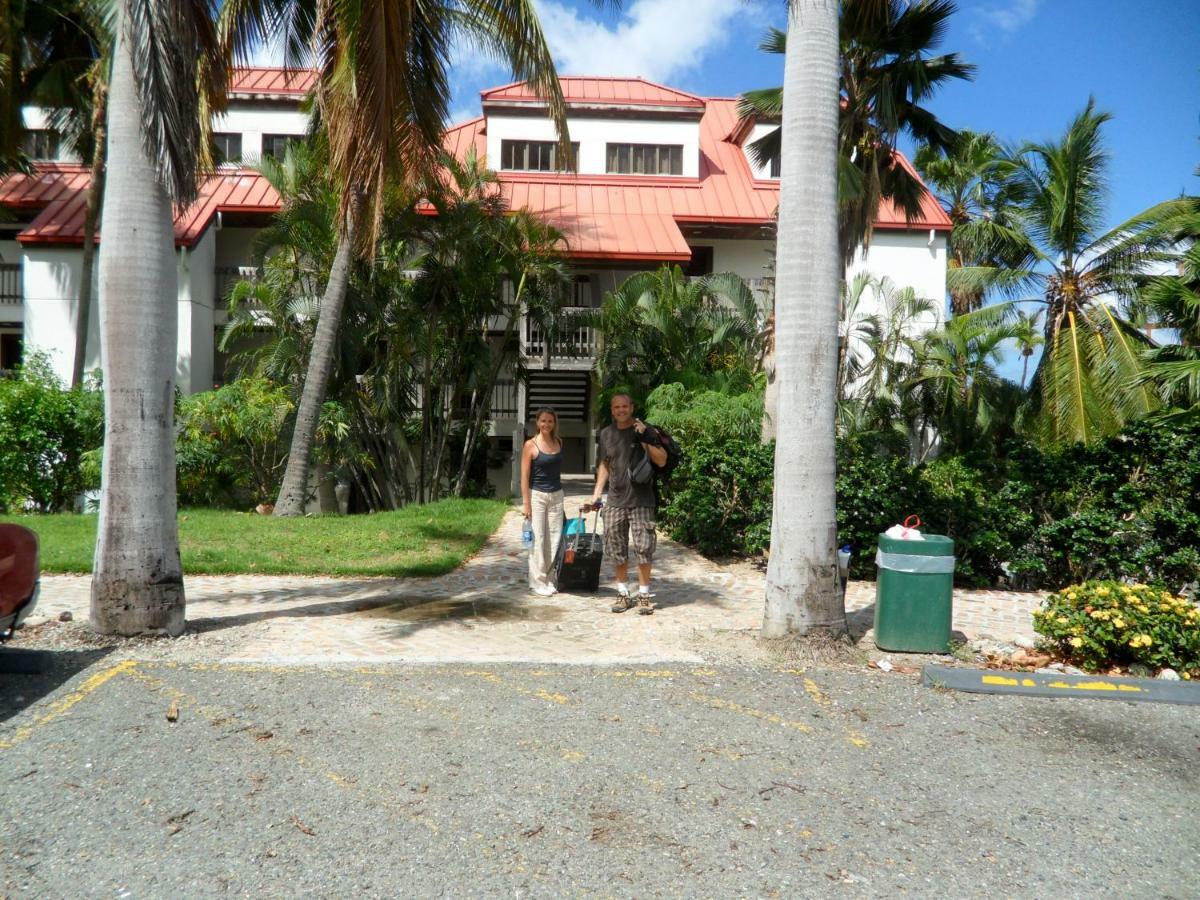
[1033,580,1200,676]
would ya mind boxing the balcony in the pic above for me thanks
[0,264,21,307]
[521,307,596,370]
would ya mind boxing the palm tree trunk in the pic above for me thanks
[274,191,361,516]
[1020,353,1030,390]
[90,27,184,636]
[72,84,107,389]
[762,0,845,638]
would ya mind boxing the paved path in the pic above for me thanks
[19,479,1043,665]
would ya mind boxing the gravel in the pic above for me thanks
[3,658,1198,897]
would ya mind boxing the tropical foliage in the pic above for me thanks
[590,265,766,403]
[953,101,1194,445]
[222,143,568,508]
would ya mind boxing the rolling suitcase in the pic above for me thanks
[553,509,604,592]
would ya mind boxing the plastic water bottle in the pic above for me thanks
[522,517,533,550]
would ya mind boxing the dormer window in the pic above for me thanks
[769,156,780,178]
[606,143,683,176]
[22,129,58,160]
[213,132,243,165]
[501,139,577,171]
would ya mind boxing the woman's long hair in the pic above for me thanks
[530,407,560,446]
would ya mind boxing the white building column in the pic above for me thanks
[21,246,98,383]
[175,230,216,394]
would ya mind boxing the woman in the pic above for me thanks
[521,407,565,596]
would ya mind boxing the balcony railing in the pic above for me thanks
[522,307,596,363]
[491,379,517,418]
[215,265,260,306]
[0,264,21,305]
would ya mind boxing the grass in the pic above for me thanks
[1,498,509,577]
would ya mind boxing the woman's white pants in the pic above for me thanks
[528,488,565,591]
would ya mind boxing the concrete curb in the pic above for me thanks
[921,664,1200,706]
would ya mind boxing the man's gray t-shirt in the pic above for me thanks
[598,424,656,509]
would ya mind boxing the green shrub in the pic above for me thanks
[1033,581,1200,677]
[658,437,774,557]
[644,383,763,445]
[0,356,103,511]
[175,378,294,506]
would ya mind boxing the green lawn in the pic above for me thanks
[1,499,509,577]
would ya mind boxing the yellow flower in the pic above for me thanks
[1184,672,1193,681]
[1056,616,1069,625]
[1096,587,1110,597]
[1069,637,1083,648]
[1066,592,1077,601]
[1113,618,1126,629]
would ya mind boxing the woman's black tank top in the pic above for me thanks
[530,440,562,492]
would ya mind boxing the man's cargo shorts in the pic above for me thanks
[601,505,657,566]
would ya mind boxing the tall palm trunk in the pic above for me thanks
[763,0,845,638]
[274,191,361,516]
[90,28,184,636]
[72,84,108,389]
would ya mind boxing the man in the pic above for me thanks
[586,394,667,614]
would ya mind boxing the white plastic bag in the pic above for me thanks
[883,515,924,541]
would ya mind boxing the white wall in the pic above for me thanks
[210,105,309,162]
[847,230,949,323]
[689,239,774,282]
[485,113,701,178]
[21,246,95,382]
[215,227,262,267]
[177,230,216,394]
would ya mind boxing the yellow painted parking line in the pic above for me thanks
[803,678,870,749]
[0,659,137,752]
[688,692,813,733]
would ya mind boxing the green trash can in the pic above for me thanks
[874,532,955,652]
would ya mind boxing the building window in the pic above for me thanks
[22,129,59,161]
[684,246,713,277]
[500,139,577,171]
[605,143,683,176]
[0,331,21,372]
[262,134,296,161]
[213,132,243,165]
[769,155,781,178]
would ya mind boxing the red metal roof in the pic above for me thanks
[482,77,704,109]
[2,166,281,248]
[2,81,950,256]
[229,68,317,98]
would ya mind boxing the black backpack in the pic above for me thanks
[652,427,683,478]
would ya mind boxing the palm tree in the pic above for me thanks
[591,265,764,396]
[915,130,1029,316]
[913,303,1019,452]
[1136,203,1200,411]
[271,0,578,516]
[762,0,843,639]
[1010,308,1043,389]
[955,101,1190,445]
[90,0,229,635]
[739,0,974,265]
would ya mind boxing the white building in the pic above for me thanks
[0,71,950,490]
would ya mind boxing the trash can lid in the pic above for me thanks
[877,532,954,556]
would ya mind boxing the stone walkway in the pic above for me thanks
[22,480,1044,664]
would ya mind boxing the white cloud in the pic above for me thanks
[969,0,1039,44]
[532,0,751,83]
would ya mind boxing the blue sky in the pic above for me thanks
[450,0,1200,231]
